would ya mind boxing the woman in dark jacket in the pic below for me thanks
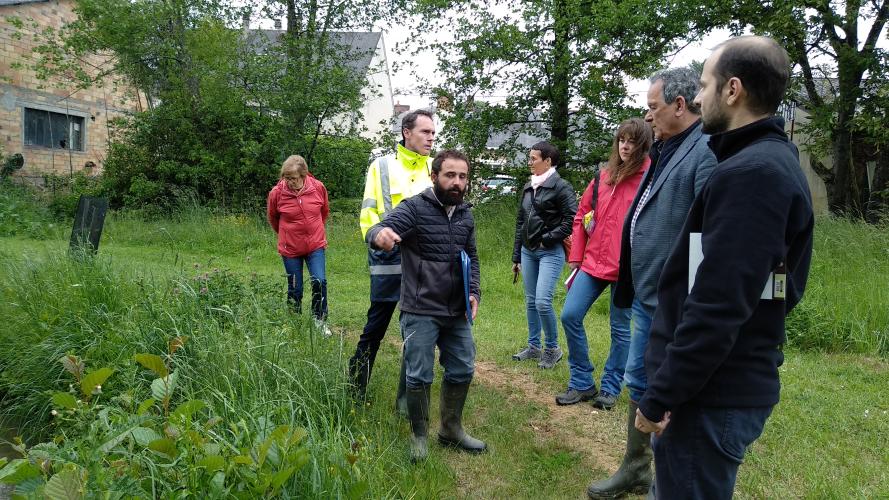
[511,141,577,369]
[267,154,331,336]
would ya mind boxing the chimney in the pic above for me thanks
[273,19,282,30]
[393,102,410,115]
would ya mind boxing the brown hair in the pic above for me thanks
[711,36,791,115]
[280,155,308,180]
[604,118,653,186]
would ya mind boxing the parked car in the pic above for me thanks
[480,174,516,195]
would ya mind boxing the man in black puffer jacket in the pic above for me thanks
[634,36,814,499]
[367,149,485,463]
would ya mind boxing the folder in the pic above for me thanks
[460,250,473,324]
[688,233,785,300]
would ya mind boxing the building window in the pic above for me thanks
[23,107,85,151]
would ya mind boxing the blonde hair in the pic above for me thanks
[280,155,308,180]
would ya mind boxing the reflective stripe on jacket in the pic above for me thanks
[359,143,433,239]
[360,143,432,301]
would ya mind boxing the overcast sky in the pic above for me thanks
[380,23,736,111]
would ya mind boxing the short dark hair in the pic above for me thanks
[401,109,435,140]
[431,149,470,174]
[711,36,791,115]
[530,141,560,167]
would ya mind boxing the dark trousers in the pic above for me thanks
[348,301,399,377]
[651,404,773,499]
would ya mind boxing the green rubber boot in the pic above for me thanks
[406,385,430,463]
[587,401,653,499]
[437,381,486,453]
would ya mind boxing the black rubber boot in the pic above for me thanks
[437,380,486,453]
[310,278,327,321]
[348,347,378,403]
[587,401,653,499]
[406,384,431,463]
[395,354,409,418]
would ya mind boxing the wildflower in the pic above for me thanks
[194,263,200,269]
[200,287,208,294]
[51,410,58,416]
[172,287,180,294]
[213,268,220,274]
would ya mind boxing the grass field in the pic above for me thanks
[0,187,887,498]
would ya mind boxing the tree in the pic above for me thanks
[734,0,889,218]
[402,0,728,174]
[14,0,391,206]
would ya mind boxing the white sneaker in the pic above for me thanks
[314,319,333,337]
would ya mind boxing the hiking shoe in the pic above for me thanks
[537,346,563,369]
[592,392,618,410]
[555,386,598,406]
[512,345,541,361]
[314,319,333,337]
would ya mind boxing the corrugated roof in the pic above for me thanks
[245,30,382,74]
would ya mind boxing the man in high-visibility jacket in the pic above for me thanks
[349,109,436,412]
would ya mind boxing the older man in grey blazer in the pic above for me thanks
[586,67,717,499]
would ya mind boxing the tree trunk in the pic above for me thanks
[865,152,889,223]
[550,0,571,162]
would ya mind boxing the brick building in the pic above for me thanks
[0,0,145,180]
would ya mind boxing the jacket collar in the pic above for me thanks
[707,116,788,162]
[277,174,317,196]
[646,121,705,200]
[523,169,562,191]
[420,187,472,211]
[396,142,431,171]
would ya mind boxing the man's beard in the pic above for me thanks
[434,182,465,206]
[701,101,730,134]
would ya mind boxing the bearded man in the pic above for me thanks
[366,149,486,463]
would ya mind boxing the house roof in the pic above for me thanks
[0,0,49,6]
[245,30,382,74]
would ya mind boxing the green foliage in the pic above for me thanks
[43,172,106,219]
[308,136,373,199]
[408,0,729,169]
[732,0,889,217]
[0,181,62,239]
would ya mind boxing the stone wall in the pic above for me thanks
[0,0,145,178]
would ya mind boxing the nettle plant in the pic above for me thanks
[0,338,317,498]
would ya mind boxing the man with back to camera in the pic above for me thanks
[588,67,717,498]
[634,36,814,498]
[349,110,436,414]
[366,149,485,462]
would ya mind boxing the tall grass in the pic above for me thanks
[0,250,437,496]
[1,188,887,496]
[786,216,889,355]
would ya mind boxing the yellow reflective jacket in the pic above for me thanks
[359,143,433,238]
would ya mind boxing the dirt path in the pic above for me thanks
[473,360,625,472]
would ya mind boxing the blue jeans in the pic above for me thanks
[400,312,476,388]
[560,270,631,395]
[282,248,327,319]
[651,404,773,499]
[624,298,654,402]
[520,245,565,349]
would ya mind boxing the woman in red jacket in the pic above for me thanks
[555,118,652,409]
[267,155,331,335]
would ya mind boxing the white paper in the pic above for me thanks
[689,233,774,299]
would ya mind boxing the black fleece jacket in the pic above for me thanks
[366,188,480,318]
[639,117,814,422]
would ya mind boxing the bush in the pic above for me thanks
[307,137,373,200]
[0,181,60,239]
